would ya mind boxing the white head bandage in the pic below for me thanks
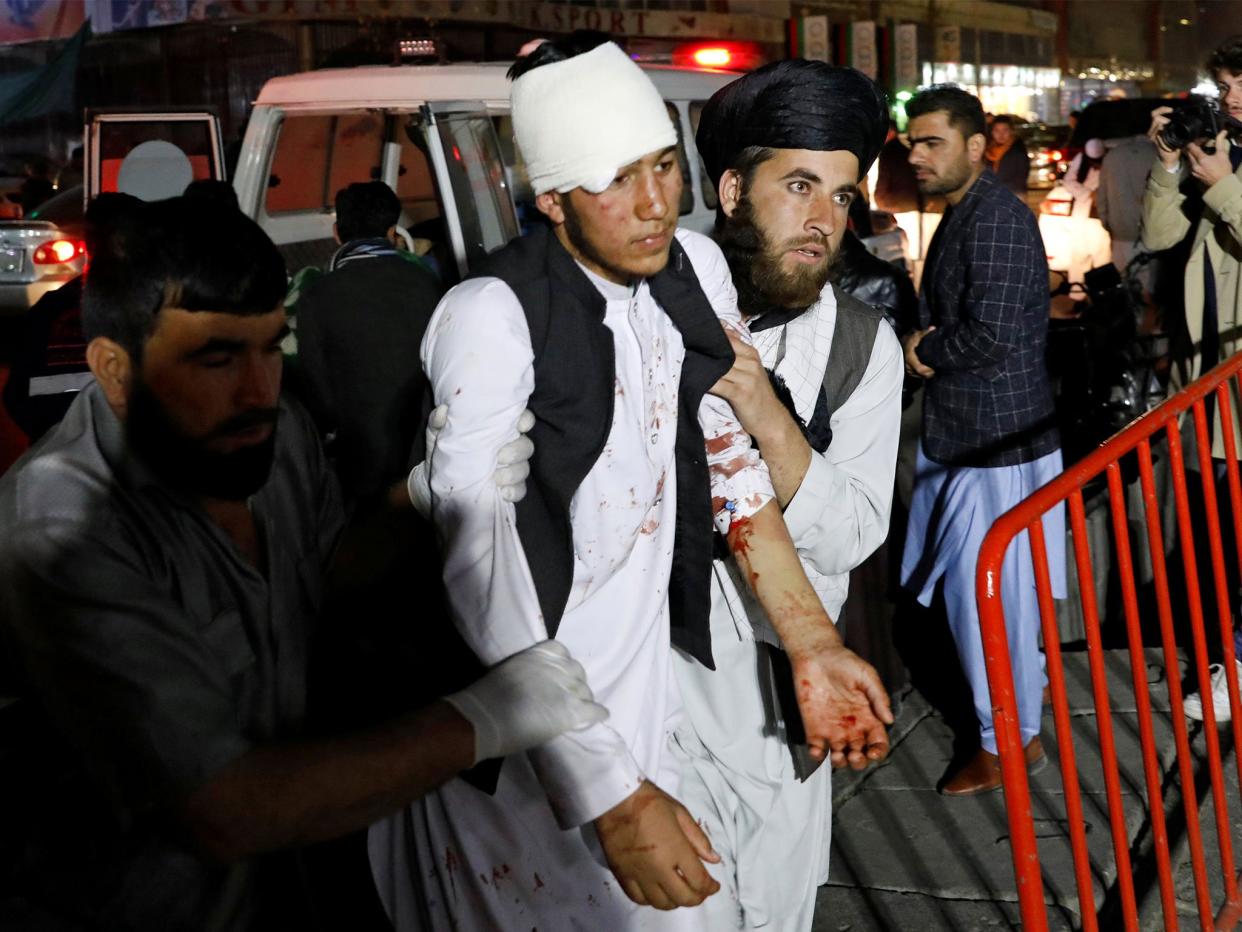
[511,42,677,196]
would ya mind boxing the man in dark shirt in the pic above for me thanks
[899,86,1065,796]
[0,197,604,930]
[293,181,442,504]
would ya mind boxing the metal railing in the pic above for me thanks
[977,353,1242,931]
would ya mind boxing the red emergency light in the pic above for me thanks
[671,41,761,72]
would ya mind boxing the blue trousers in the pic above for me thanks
[901,444,1067,753]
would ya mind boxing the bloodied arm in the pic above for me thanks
[700,393,894,769]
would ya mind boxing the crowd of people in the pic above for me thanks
[3,26,1242,932]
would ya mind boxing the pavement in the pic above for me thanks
[815,648,1242,931]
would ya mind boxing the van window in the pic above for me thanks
[429,113,519,269]
[266,113,386,215]
[96,119,218,201]
[688,102,718,210]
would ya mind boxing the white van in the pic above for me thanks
[85,62,736,282]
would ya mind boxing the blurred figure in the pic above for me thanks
[1096,133,1158,286]
[58,145,83,190]
[1062,137,1104,217]
[17,157,55,214]
[182,177,240,210]
[984,115,1029,196]
[874,119,921,215]
[292,180,442,504]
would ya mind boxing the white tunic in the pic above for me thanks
[674,286,905,931]
[369,229,774,931]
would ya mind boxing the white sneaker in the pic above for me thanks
[1184,660,1242,723]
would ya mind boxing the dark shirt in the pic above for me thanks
[0,383,344,930]
[293,249,442,502]
[914,170,1058,467]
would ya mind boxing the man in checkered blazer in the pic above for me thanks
[899,85,1067,797]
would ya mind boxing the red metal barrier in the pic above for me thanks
[977,353,1242,931]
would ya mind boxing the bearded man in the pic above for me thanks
[679,61,904,930]
[369,35,892,932]
[0,196,606,930]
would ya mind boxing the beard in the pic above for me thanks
[717,195,838,320]
[916,158,974,197]
[125,377,279,501]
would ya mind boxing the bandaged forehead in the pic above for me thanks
[511,42,677,196]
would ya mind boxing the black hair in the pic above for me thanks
[507,30,613,81]
[1208,36,1242,78]
[83,195,287,358]
[334,181,400,242]
[990,114,1016,128]
[182,178,240,211]
[906,84,987,141]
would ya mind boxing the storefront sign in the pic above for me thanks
[849,20,877,80]
[934,24,961,63]
[893,23,918,90]
[790,14,830,63]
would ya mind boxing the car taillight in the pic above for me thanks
[33,238,85,265]
[1040,198,1072,217]
[692,47,732,68]
[1049,149,1062,162]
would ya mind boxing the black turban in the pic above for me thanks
[696,60,888,188]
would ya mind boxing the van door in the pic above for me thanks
[417,102,519,278]
[84,109,225,203]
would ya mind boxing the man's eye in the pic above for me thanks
[833,192,854,206]
[610,173,630,188]
[657,159,676,173]
[789,181,809,194]
[199,356,232,369]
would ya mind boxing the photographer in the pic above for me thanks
[1143,36,1242,390]
[1143,35,1242,724]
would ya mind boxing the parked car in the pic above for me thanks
[0,184,84,316]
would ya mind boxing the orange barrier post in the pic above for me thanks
[977,353,1242,930]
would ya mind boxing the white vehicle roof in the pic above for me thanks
[254,61,737,112]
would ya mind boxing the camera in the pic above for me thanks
[1159,96,1242,149]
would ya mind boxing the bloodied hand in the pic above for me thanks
[594,779,721,909]
[789,635,893,769]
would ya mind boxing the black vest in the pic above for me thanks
[469,226,734,669]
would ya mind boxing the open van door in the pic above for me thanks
[84,109,225,203]
[417,102,519,278]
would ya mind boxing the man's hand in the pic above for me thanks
[1147,106,1183,170]
[788,635,894,770]
[1187,129,1234,188]
[902,327,936,379]
[443,640,608,763]
[594,780,721,910]
[708,323,793,443]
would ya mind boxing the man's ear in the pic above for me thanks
[86,337,133,416]
[966,132,988,164]
[332,222,342,245]
[718,170,743,218]
[534,190,566,226]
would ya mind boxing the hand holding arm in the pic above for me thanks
[707,324,812,507]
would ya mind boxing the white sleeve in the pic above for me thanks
[422,277,642,829]
[677,229,775,531]
[783,320,903,575]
